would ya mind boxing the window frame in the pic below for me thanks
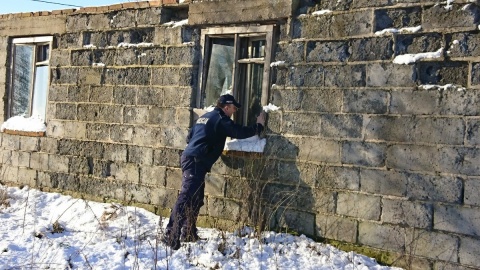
[197,25,274,126]
[8,36,53,121]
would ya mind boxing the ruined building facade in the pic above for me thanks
[1,0,479,268]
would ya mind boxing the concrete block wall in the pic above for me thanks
[263,1,480,269]
[0,2,196,214]
[1,0,480,269]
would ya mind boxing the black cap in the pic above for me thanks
[218,94,241,108]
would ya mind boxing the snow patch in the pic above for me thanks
[393,48,443,65]
[1,116,46,132]
[375,26,422,36]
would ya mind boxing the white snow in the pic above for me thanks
[374,25,422,36]
[93,62,105,67]
[312,10,332,16]
[419,84,466,91]
[393,48,443,65]
[117,42,154,48]
[263,103,280,113]
[270,61,287,67]
[0,185,402,269]
[83,44,97,49]
[0,116,46,132]
[162,19,188,28]
[445,0,454,10]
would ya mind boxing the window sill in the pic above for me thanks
[2,129,46,137]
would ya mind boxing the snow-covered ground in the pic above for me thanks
[0,185,402,269]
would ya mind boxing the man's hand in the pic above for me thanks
[256,111,266,126]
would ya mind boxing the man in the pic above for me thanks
[163,94,265,250]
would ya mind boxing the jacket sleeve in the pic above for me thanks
[217,117,264,139]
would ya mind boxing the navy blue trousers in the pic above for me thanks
[166,155,206,238]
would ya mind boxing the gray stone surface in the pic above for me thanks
[434,205,480,237]
[343,89,388,114]
[459,236,480,268]
[465,178,480,206]
[359,222,405,252]
[360,169,407,197]
[374,7,422,31]
[337,193,381,220]
[341,141,386,167]
[306,40,349,63]
[382,199,432,229]
[406,229,459,262]
[316,213,357,243]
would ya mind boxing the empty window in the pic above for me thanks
[9,36,52,121]
[198,26,274,126]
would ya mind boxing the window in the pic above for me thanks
[198,26,274,126]
[8,36,52,121]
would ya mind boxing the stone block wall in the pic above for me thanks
[264,1,480,269]
[1,1,480,269]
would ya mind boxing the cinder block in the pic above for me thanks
[275,41,304,64]
[103,143,127,163]
[306,40,349,63]
[111,162,139,183]
[282,112,321,136]
[349,37,394,61]
[407,173,463,204]
[207,197,241,221]
[165,167,182,190]
[127,145,153,165]
[110,125,134,144]
[153,147,181,167]
[85,123,110,141]
[166,46,197,65]
[386,144,439,173]
[324,65,366,87]
[150,187,177,208]
[360,169,407,197]
[317,166,360,191]
[205,173,225,196]
[418,62,468,87]
[272,89,343,112]
[374,7,422,31]
[17,167,36,187]
[343,89,388,114]
[406,229,459,262]
[189,0,297,25]
[438,146,480,176]
[296,137,341,164]
[341,141,386,167]
[366,63,416,87]
[286,65,325,87]
[48,154,69,173]
[316,213,357,243]
[465,178,480,206]
[30,152,49,171]
[359,222,405,252]
[459,236,480,268]
[337,192,381,220]
[19,136,40,152]
[298,10,372,39]
[124,107,149,125]
[320,114,363,139]
[423,4,479,31]
[382,199,432,229]
[395,33,443,55]
[434,204,480,237]
[272,207,315,237]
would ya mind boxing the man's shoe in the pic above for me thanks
[180,232,200,242]
[161,234,181,250]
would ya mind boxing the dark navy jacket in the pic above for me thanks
[182,107,264,171]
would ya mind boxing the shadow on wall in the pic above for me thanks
[220,132,317,237]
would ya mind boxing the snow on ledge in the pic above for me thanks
[263,103,280,113]
[375,25,422,36]
[162,19,188,28]
[393,48,443,65]
[224,135,266,153]
[1,116,46,133]
[419,84,466,91]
